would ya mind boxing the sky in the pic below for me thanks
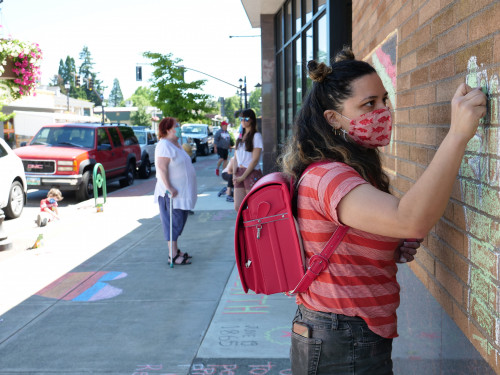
[0,0,262,101]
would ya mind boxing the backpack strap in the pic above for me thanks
[290,225,348,294]
[288,160,350,295]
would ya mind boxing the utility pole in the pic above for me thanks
[100,94,105,125]
[239,76,247,109]
[64,83,70,111]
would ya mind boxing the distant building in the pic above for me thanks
[2,85,98,147]
[93,106,161,130]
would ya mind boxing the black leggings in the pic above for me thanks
[222,171,234,189]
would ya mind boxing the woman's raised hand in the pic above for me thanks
[450,83,487,141]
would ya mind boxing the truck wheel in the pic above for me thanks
[120,162,135,187]
[139,158,151,179]
[203,144,209,156]
[76,170,93,202]
[4,181,25,219]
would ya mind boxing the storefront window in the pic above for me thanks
[276,10,283,49]
[285,2,292,41]
[318,0,326,12]
[275,0,351,150]
[295,37,302,117]
[285,45,293,138]
[295,0,302,32]
[305,0,313,22]
[306,26,313,92]
[317,15,327,63]
[278,53,285,145]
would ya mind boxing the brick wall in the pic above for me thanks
[352,0,500,371]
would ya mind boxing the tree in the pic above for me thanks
[108,78,124,107]
[248,87,262,117]
[50,56,80,98]
[128,86,154,107]
[131,106,151,127]
[144,51,215,123]
[78,46,104,105]
[223,95,241,124]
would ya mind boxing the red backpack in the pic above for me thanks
[234,162,349,295]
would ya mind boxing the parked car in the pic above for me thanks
[132,126,157,178]
[14,123,141,202]
[181,134,197,163]
[0,138,27,219]
[181,124,214,156]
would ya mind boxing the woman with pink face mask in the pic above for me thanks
[280,47,486,374]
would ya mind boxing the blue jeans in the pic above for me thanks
[290,305,393,375]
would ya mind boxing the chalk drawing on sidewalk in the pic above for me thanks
[223,280,271,314]
[132,364,178,375]
[191,361,291,375]
[36,271,127,302]
[264,326,291,346]
[217,325,259,347]
[197,210,235,223]
[461,56,500,356]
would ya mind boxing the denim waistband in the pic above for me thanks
[299,304,364,323]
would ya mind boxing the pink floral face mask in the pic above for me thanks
[338,107,392,148]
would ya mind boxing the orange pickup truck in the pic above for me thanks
[14,123,141,201]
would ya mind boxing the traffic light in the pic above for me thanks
[136,66,142,81]
[75,74,80,88]
[88,77,93,91]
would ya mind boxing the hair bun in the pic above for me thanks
[333,46,355,63]
[307,60,332,83]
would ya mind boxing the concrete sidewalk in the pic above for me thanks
[0,155,495,375]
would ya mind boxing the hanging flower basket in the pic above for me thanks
[0,57,16,79]
[0,38,42,99]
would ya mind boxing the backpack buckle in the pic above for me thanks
[307,254,329,276]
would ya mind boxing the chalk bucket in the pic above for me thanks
[96,203,103,213]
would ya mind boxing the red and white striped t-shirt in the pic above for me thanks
[296,162,401,339]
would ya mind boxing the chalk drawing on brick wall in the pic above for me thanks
[460,56,500,357]
[366,30,397,153]
[35,271,127,302]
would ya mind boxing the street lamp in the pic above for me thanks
[239,76,247,109]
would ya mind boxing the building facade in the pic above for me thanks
[243,0,500,372]
[2,86,98,147]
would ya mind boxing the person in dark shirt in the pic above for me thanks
[214,121,233,176]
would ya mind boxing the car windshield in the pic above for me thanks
[182,125,206,134]
[134,132,146,144]
[31,127,95,148]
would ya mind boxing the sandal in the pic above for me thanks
[177,249,192,259]
[171,253,191,265]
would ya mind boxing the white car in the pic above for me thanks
[132,127,157,178]
[181,124,214,156]
[0,138,27,219]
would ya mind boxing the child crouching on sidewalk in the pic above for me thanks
[36,188,63,227]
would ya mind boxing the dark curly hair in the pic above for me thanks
[279,46,390,194]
